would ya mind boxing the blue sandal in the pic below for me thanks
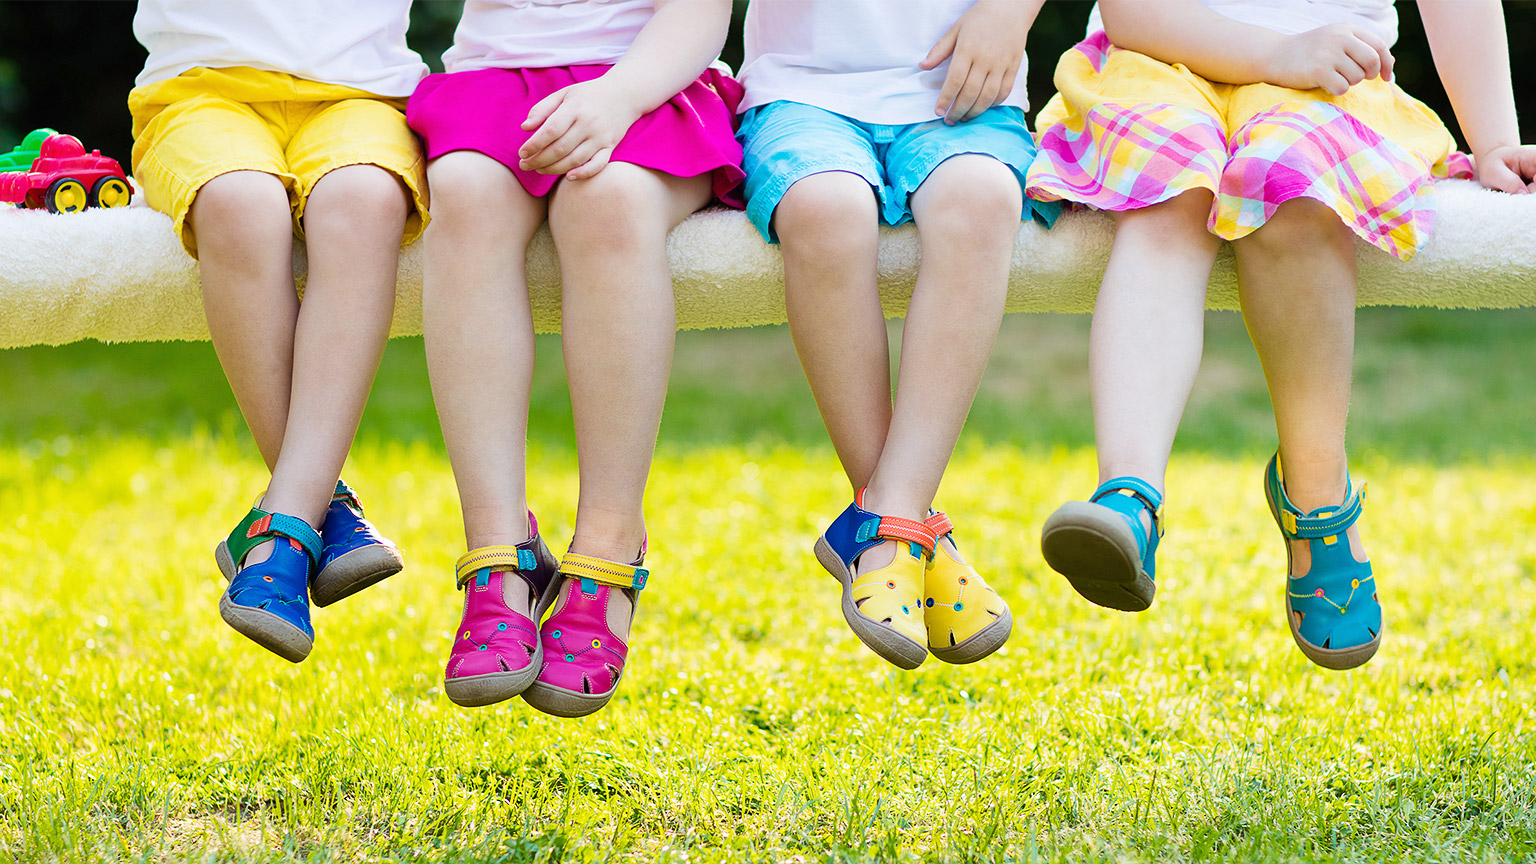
[312,480,404,608]
[216,507,324,663]
[1040,477,1163,611]
[1263,455,1380,670]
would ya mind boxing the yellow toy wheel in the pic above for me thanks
[90,176,131,209]
[44,177,88,214]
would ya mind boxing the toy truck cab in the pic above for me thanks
[0,132,132,213]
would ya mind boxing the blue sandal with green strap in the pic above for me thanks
[1263,455,1380,670]
[1040,477,1163,612]
[216,506,324,663]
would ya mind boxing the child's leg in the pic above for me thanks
[256,165,409,528]
[189,171,301,469]
[422,152,548,555]
[546,164,712,566]
[774,171,888,487]
[861,154,1022,535]
[1091,190,1221,499]
[1232,198,1362,570]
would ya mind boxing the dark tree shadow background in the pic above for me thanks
[1,1,1533,167]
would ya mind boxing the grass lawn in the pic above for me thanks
[1,310,1534,862]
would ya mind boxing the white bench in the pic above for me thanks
[1,180,1531,349]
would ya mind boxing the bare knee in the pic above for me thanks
[548,165,671,253]
[1237,198,1350,259]
[304,163,409,236]
[425,152,540,237]
[773,171,879,260]
[188,170,292,258]
[1114,189,1219,250]
[912,155,1023,248]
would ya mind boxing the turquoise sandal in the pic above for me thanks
[1040,477,1163,612]
[1264,455,1380,670]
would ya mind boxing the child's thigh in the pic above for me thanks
[133,95,294,257]
[884,107,1037,229]
[286,98,428,245]
[737,101,882,244]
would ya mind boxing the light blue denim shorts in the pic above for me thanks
[737,100,1060,243]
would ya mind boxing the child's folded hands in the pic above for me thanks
[519,77,644,180]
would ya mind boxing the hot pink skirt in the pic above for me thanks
[408,65,745,207]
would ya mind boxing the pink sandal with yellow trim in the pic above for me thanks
[521,548,648,718]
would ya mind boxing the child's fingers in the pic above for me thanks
[935,54,971,117]
[1318,69,1351,97]
[1341,37,1382,80]
[943,60,981,124]
[1479,159,1529,195]
[522,89,567,133]
[921,22,960,71]
[565,148,614,182]
[962,72,1003,122]
[519,107,578,162]
[539,139,604,177]
[521,124,585,171]
[1354,28,1394,81]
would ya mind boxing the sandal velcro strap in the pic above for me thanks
[854,515,937,555]
[559,553,648,592]
[227,507,323,566]
[925,510,955,539]
[1091,477,1165,536]
[455,544,539,588]
[1280,482,1366,540]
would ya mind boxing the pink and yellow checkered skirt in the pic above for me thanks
[1027,32,1473,260]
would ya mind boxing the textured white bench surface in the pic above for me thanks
[0,179,1532,349]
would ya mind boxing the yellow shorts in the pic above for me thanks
[129,66,428,259]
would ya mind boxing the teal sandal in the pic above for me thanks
[1041,477,1163,612]
[1264,455,1380,670]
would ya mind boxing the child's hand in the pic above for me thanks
[1265,23,1394,96]
[921,0,1036,125]
[519,79,644,180]
[1474,145,1536,194]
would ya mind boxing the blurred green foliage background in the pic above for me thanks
[0,2,1532,169]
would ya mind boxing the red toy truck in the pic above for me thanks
[0,133,132,213]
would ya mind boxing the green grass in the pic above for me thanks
[2,310,1536,862]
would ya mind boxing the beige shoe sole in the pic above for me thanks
[814,535,927,670]
[311,545,404,607]
[929,605,1014,665]
[1040,502,1155,612]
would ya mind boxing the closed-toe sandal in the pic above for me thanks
[922,510,1012,664]
[813,488,935,670]
[310,479,404,608]
[521,548,649,718]
[444,513,560,707]
[1040,477,1163,612]
[216,506,324,663]
[1264,455,1381,670]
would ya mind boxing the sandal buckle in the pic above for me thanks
[517,548,537,571]
[1281,510,1298,535]
[632,567,649,591]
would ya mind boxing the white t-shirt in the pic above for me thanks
[134,0,428,97]
[444,0,657,72]
[738,0,1030,126]
[1089,0,1398,47]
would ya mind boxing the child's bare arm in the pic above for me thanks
[921,0,1047,124]
[1420,0,1535,194]
[518,0,731,179]
[1099,0,1393,95]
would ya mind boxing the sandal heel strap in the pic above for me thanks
[332,479,362,511]
[855,515,937,555]
[455,544,539,587]
[1091,477,1165,536]
[1281,483,1365,539]
[227,507,323,566]
[559,553,648,592]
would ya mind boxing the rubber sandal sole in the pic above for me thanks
[311,545,404,608]
[522,681,616,718]
[218,595,313,663]
[929,605,1014,665]
[1040,502,1154,612]
[1264,480,1382,671]
[814,535,927,670]
[445,665,541,708]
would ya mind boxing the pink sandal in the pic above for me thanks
[520,547,648,718]
[443,514,559,707]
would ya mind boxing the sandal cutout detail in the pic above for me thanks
[923,510,1012,664]
[813,488,935,669]
[1041,477,1163,612]
[1264,455,1381,670]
